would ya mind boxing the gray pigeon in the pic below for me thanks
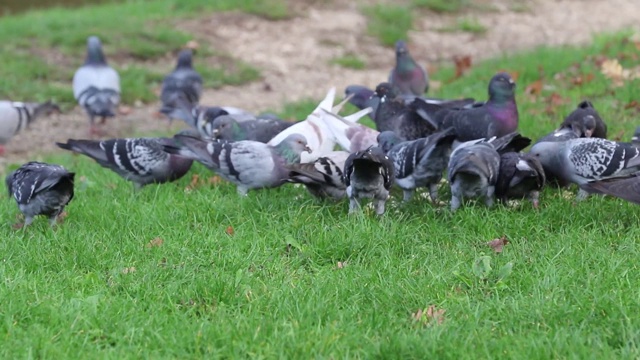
[388,40,428,96]
[210,114,292,143]
[73,36,120,135]
[579,174,640,204]
[377,129,456,202]
[535,116,596,144]
[343,146,395,215]
[287,151,348,200]
[159,49,203,123]
[56,137,193,189]
[529,137,640,199]
[447,139,501,211]
[559,100,606,139]
[496,152,546,208]
[631,126,640,146]
[0,100,60,155]
[163,133,311,195]
[6,162,75,227]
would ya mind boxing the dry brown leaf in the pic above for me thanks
[487,235,509,253]
[412,305,446,326]
[122,267,136,274]
[453,55,472,79]
[12,222,24,230]
[208,176,223,185]
[524,79,543,96]
[225,226,234,236]
[612,129,626,142]
[571,73,595,87]
[146,237,164,248]
[624,100,640,111]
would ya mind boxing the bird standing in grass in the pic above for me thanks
[159,49,203,124]
[389,40,428,96]
[6,162,75,228]
[343,146,395,215]
[73,36,121,136]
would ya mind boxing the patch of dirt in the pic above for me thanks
[2,0,640,172]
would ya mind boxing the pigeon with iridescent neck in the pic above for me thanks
[210,114,293,143]
[388,40,428,96]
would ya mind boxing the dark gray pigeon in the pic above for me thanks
[56,137,193,189]
[631,126,640,146]
[579,174,640,204]
[345,85,379,121]
[6,162,75,227]
[388,40,428,96]
[529,137,640,200]
[164,133,311,195]
[0,100,60,155]
[210,114,293,143]
[433,72,519,142]
[73,36,120,135]
[377,128,456,202]
[559,100,606,139]
[343,146,395,215]
[159,49,203,123]
[535,115,596,145]
[447,139,501,211]
[496,152,546,208]
[287,151,348,200]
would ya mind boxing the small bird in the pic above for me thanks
[559,100,606,139]
[434,72,519,142]
[56,137,193,189]
[73,36,120,136]
[287,151,349,200]
[631,126,640,146]
[321,108,379,152]
[529,137,640,199]
[579,174,640,204]
[377,129,456,202]
[210,114,293,143]
[448,139,501,211]
[495,152,546,208]
[5,162,75,227]
[343,146,395,215]
[159,49,203,123]
[388,40,428,96]
[0,100,60,155]
[165,132,311,195]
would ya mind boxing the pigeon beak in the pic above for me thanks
[304,145,312,153]
[211,129,219,136]
[532,199,540,209]
[585,129,594,138]
[508,78,515,86]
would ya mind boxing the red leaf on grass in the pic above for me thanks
[146,237,164,248]
[453,55,472,79]
[524,80,543,96]
[225,226,234,236]
[487,235,509,253]
[412,305,446,326]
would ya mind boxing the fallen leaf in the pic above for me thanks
[208,176,223,185]
[225,226,234,236]
[12,222,24,230]
[453,55,472,79]
[412,305,446,326]
[122,267,136,274]
[337,261,347,269]
[146,237,164,248]
[624,100,640,112]
[571,73,595,87]
[487,235,509,253]
[524,79,543,96]
[56,211,69,224]
[189,174,200,188]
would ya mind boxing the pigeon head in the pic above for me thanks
[345,85,375,107]
[488,72,516,102]
[395,40,408,56]
[203,107,229,123]
[574,115,596,138]
[36,100,61,117]
[374,82,398,101]
[275,134,312,164]
[376,131,402,153]
[85,36,107,65]
[577,100,594,110]
[176,49,194,70]
[528,141,564,178]
[211,115,242,140]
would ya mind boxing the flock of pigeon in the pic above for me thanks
[4,36,640,227]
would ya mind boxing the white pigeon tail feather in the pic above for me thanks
[331,93,353,114]
[310,87,336,117]
[342,107,372,123]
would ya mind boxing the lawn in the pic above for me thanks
[2,2,640,359]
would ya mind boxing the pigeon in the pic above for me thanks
[0,100,60,155]
[287,151,349,200]
[433,72,519,142]
[489,131,532,154]
[164,132,311,195]
[447,139,501,211]
[73,36,121,135]
[579,174,640,204]
[159,49,203,123]
[345,85,379,120]
[210,114,293,143]
[5,162,75,227]
[388,40,428,96]
[529,137,640,199]
[343,146,395,215]
[56,137,193,189]
[559,100,606,139]
[377,128,456,202]
[495,152,546,208]
[535,115,596,144]
[631,126,640,146]
[321,108,378,152]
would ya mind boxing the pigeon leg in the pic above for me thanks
[348,197,360,214]
[428,183,439,203]
[23,216,34,228]
[402,189,414,202]
[530,191,540,209]
[374,199,386,215]
[48,215,58,227]
[450,195,461,212]
[485,186,495,208]
[237,186,249,197]
[576,189,590,201]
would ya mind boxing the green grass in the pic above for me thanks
[0,0,280,105]
[362,4,414,47]
[438,17,488,34]
[3,24,640,359]
[330,55,367,70]
[412,0,469,13]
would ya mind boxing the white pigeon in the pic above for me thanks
[0,100,59,155]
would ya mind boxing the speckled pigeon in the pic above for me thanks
[377,128,456,202]
[0,100,59,155]
[165,132,311,195]
[343,146,395,215]
[159,50,203,122]
[5,162,75,227]
[434,72,519,142]
[210,114,293,143]
[529,137,640,199]
[496,152,546,208]
[287,151,349,200]
[388,40,428,96]
[56,137,193,189]
[579,174,640,204]
[321,108,379,152]
[559,100,606,139]
[447,139,501,211]
[73,36,120,135]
